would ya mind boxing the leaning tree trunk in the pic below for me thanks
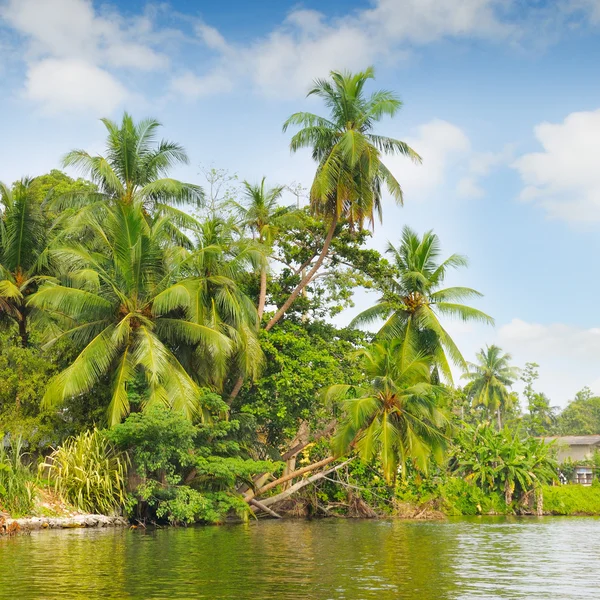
[265,214,338,331]
[244,455,336,503]
[227,376,245,405]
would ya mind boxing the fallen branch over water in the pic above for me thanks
[256,459,352,508]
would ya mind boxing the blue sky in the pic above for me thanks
[1,0,600,406]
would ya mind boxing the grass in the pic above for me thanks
[542,484,600,515]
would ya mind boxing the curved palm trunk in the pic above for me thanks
[227,375,245,405]
[257,267,267,325]
[265,214,338,331]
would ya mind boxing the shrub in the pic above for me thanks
[542,484,600,515]
[0,437,36,516]
[40,429,128,515]
[108,407,278,524]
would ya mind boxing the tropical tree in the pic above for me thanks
[463,345,519,429]
[351,227,493,382]
[325,339,449,483]
[231,178,289,323]
[0,178,50,347]
[28,200,232,426]
[453,423,557,508]
[59,113,203,224]
[182,215,264,395]
[266,67,421,330]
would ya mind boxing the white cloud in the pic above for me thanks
[497,319,600,405]
[513,109,600,222]
[170,71,233,100]
[25,58,127,114]
[182,0,513,99]
[2,0,169,113]
[384,119,471,200]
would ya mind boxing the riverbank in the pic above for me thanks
[1,514,128,536]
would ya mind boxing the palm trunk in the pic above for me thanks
[228,376,245,405]
[497,408,502,430]
[18,312,28,348]
[257,267,267,326]
[265,214,338,331]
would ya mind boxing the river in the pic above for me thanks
[1,517,599,599]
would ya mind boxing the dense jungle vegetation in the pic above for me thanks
[1,68,599,524]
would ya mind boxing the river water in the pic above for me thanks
[1,517,599,599]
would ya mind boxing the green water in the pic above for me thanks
[1,517,599,599]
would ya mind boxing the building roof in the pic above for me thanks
[543,435,600,446]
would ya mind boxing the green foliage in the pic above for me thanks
[463,345,519,429]
[452,423,557,505]
[40,428,128,515]
[0,438,36,516]
[352,227,493,383]
[556,387,600,435]
[109,407,278,524]
[328,338,450,483]
[235,321,366,446]
[542,484,600,515]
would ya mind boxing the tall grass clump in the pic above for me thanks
[40,429,128,515]
[0,437,36,516]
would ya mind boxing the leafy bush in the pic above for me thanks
[451,423,557,506]
[542,484,600,515]
[108,407,279,525]
[40,429,128,515]
[0,438,36,516]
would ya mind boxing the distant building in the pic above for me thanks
[543,435,600,486]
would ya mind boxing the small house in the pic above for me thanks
[543,435,600,486]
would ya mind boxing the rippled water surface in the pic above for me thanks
[1,517,599,599]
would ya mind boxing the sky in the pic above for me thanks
[1,0,600,407]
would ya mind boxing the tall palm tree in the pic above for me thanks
[325,339,449,483]
[0,178,51,347]
[462,345,519,430]
[266,67,420,331]
[232,178,292,323]
[29,200,232,426]
[59,113,203,221]
[351,227,493,382]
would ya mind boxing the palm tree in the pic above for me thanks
[351,227,493,382]
[28,200,232,426]
[60,113,203,219]
[324,339,449,483]
[0,178,50,347]
[182,215,264,394]
[266,67,420,331]
[232,178,288,323]
[462,345,519,429]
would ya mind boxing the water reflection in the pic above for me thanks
[1,517,599,599]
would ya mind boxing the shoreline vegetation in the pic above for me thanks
[2,68,600,532]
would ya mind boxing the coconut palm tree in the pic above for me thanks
[59,113,203,224]
[181,215,264,394]
[351,227,493,382]
[28,200,232,426]
[231,178,289,323]
[324,339,449,483]
[462,345,519,429]
[0,178,51,347]
[266,67,420,331]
